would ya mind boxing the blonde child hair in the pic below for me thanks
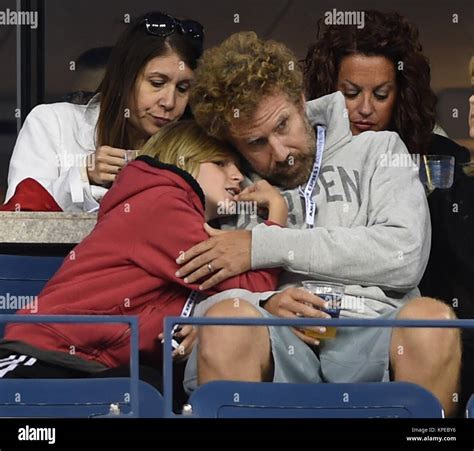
[139,120,237,178]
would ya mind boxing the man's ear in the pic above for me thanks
[296,92,306,113]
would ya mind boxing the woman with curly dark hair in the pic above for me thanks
[303,9,469,161]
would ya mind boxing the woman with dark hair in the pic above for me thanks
[5,11,204,212]
[303,9,469,162]
[304,10,474,413]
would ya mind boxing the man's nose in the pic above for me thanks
[269,136,290,162]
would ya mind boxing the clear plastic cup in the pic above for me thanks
[301,281,345,339]
[124,149,137,164]
[419,155,455,190]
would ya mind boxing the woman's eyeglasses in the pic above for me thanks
[143,12,204,44]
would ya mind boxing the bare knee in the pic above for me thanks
[199,298,265,358]
[397,297,457,321]
[204,298,263,319]
[393,297,461,362]
[197,299,272,383]
[391,298,461,416]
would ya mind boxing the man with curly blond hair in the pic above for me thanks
[177,32,461,416]
[189,31,315,190]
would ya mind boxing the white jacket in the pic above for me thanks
[6,100,107,212]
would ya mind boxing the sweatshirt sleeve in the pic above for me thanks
[251,133,431,292]
[132,188,280,294]
[6,104,102,212]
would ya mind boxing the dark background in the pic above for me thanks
[0,0,473,203]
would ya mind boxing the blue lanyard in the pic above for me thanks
[298,126,326,227]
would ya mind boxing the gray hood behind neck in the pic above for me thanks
[305,91,352,157]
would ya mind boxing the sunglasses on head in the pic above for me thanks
[143,12,204,44]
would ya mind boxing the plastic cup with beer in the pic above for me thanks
[301,280,345,339]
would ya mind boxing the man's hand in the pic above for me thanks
[86,146,128,186]
[264,287,332,346]
[175,223,251,290]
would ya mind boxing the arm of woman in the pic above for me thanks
[6,104,103,212]
[131,187,280,294]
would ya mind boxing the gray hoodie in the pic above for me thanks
[200,92,431,319]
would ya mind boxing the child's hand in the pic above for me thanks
[236,180,288,226]
[235,180,282,208]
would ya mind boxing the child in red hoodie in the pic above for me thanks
[1,121,287,381]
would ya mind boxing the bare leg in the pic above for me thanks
[390,297,462,417]
[197,298,273,385]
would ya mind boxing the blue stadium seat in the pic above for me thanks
[0,377,163,418]
[186,381,444,418]
[0,254,63,335]
[0,258,164,418]
[466,394,474,418]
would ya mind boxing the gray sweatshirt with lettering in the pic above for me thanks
[198,92,431,319]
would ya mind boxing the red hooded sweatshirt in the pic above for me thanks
[4,156,279,370]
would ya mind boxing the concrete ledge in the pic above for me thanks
[0,212,97,244]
